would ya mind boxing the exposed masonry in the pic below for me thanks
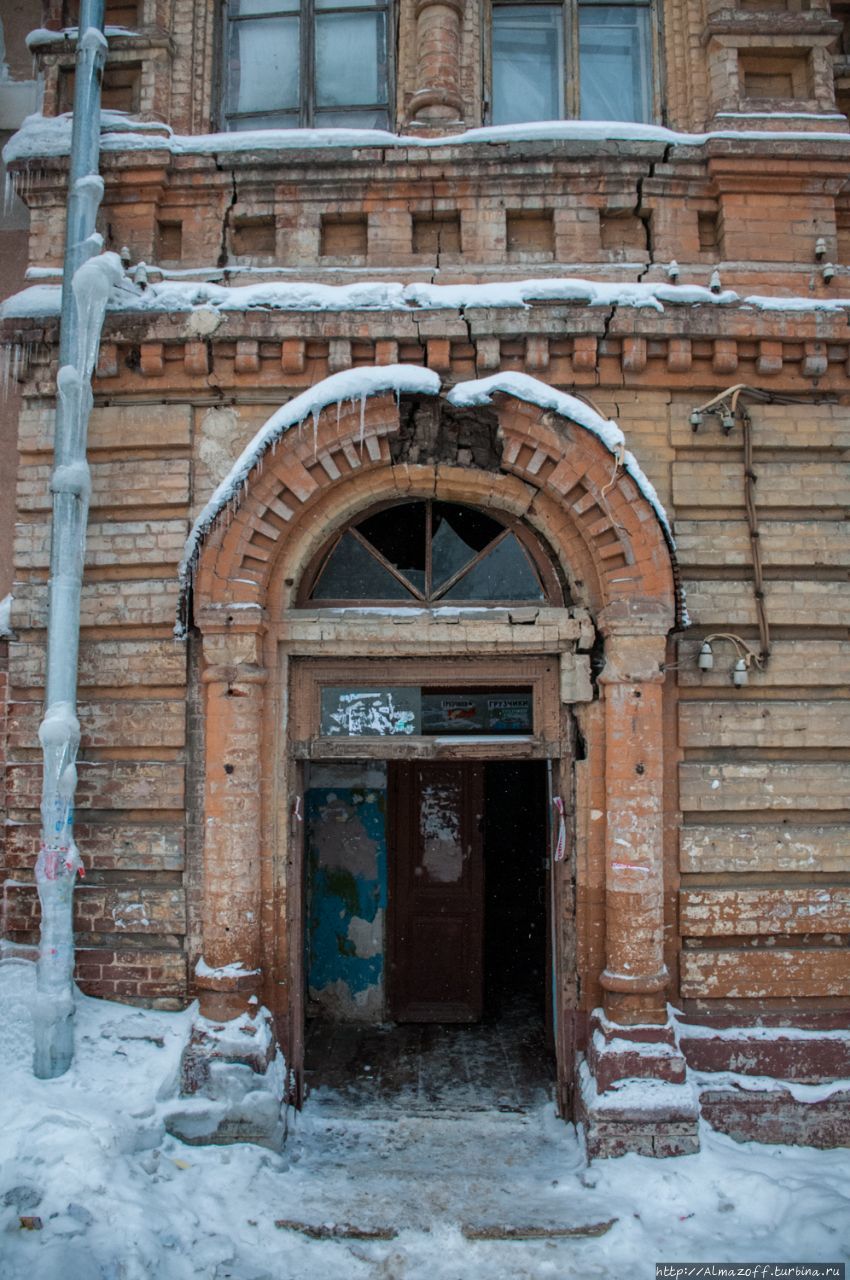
[390,398,503,471]
[6,0,850,1156]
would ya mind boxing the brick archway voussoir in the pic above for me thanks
[192,382,677,625]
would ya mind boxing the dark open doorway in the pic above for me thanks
[483,760,550,1027]
[303,757,554,1114]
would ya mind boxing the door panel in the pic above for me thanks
[389,762,484,1022]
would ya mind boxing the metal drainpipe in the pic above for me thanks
[33,2,108,1079]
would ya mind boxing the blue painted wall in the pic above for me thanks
[305,765,388,1020]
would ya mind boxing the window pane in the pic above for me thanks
[315,0,383,8]
[230,0,299,14]
[314,108,390,127]
[311,532,413,599]
[492,6,564,125]
[579,5,652,122]
[442,534,545,601]
[356,503,427,594]
[316,11,387,107]
[229,111,300,128]
[227,16,299,117]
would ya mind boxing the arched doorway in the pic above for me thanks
[296,496,565,1111]
[185,368,679,1123]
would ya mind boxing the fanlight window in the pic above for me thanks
[302,500,562,605]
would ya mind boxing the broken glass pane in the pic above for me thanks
[431,502,505,588]
[491,6,564,125]
[356,503,426,594]
[311,532,412,599]
[442,534,544,601]
[227,16,300,117]
[316,11,386,107]
[579,4,651,122]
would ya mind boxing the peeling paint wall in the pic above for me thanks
[305,763,388,1021]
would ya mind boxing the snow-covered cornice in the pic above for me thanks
[5,112,850,167]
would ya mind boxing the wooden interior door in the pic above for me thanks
[389,761,484,1022]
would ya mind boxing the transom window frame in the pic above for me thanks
[220,0,394,131]
[484,0,661,127]
[297,498,566,608]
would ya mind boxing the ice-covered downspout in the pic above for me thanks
[34,4,113,1079]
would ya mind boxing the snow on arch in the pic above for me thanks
[447,371,672,538]
[177,364,680,632]
[178,365,441,599]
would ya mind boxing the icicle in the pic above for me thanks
[71,253,123,382]
[3,167,14,216]
[359,391,366,453]
[311,407,320,458]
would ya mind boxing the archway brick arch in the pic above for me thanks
[190,369,685,1142]
[193,382,678,626]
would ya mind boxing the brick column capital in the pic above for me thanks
[201,629,266,671]
[414,0,465,16]
[597,598,675,639]
[598,632,668,686]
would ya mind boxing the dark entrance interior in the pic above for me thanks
[483,761,549,1022]
[304,759,553,1114]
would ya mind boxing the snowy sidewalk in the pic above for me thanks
[1,958,848,1280]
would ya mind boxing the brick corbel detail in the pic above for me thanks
[195,626,268,1020]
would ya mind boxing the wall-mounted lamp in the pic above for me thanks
[709,269,722,294]
[814,237,827,261]
[696,634,764,687]
[667,260,680,282]
[822,262,836,284]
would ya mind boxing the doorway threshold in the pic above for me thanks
[304,997,554,1120]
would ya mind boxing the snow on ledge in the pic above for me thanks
[692,1068,850,1106]
[9,274,850,324]
[0,593,13,638]
[0,275,743,321]
[194,958,261,981]
[5,111,850,165]
[178,367,674,627]
[26,26,142,48]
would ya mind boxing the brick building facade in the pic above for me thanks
[1,0,849,1155]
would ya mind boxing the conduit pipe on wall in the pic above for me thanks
[34,3,108,1079]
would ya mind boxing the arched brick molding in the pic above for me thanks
[192,389,678,624]
[188,377,680,1064]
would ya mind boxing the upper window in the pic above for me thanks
[490,0,653,125]
[224,0,391,130]
[300,500,564,606]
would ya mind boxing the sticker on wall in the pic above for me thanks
[321,687,421,737]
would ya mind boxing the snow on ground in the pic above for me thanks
[1,958,848,1280]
